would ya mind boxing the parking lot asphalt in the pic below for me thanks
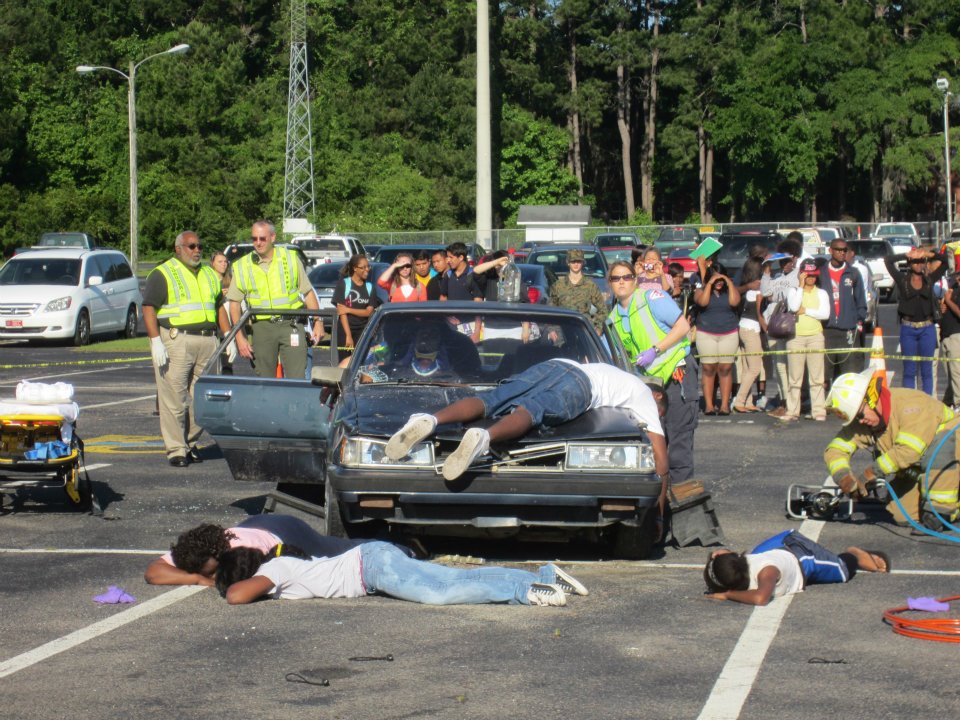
[1,304,958,719]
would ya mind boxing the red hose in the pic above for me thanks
[883,595,960,643]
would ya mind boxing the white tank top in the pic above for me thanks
[746,549,804,598]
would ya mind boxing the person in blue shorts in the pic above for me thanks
[702,530,890,605]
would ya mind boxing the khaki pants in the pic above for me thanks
[249,320,307,379]
[734,326,763,407]
[886,425,960,523]
[786,333,825,418]
[941,333,960,406]
[766,335,789,401]
[154,327,218,459]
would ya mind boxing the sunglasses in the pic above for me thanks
[183,243,202,250]
[610,273,636,282]
[398,263,412,269]
[831,246,849,252]
[250,235,270,242]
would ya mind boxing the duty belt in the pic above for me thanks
[251,316,301,324]
[167,327,216,338]
[901,319,933,328]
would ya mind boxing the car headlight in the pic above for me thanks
[339,437,434,468]
[566,443,654,470]
[43,296,73,313]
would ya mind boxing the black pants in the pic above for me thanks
[663,356,700,484]
[823,326,862,385]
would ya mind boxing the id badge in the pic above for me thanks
[290,332,301,348]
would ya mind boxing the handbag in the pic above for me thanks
[766,301,796,339]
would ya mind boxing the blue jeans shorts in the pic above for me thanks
[476,359,592,427]
[752,530,850,586]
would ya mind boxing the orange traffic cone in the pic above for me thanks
[868,326,885,374]
[275,360,284,378]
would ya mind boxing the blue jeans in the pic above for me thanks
[899,323,937,395]
[476,359,591,426]
[359,542,561,605]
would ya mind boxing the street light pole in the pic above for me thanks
[937,78,953,236]
[77,44,189,273]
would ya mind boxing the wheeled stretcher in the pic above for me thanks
[0,399,98,513]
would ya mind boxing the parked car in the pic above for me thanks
[194,302,662,558]
[36,232,97,250]
[518,263,553,304]
[666,247,698,277]
[0,248,141,345]
[871,223,921,255]
[848,238,896,302]
[714,231,784,276]
[593,232,640,248]
[655,226,700,247]
[599,246,635,266]
[291,234,366,266]
[525,244,612,306]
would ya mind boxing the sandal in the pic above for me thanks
[733,405,759,413]
[862,550,891,573]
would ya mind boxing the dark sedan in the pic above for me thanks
[195,302,662,558]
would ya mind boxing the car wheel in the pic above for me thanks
[611,509,657,560]
[73,309,91,346]
[322,481,347,538]
[119,305,138,339]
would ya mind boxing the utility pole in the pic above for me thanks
[476,0,493,250]
[283,0,316,235]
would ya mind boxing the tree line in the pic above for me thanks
[1,0,958,258]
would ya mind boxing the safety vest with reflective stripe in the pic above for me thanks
[152,258,219,326]
[607,289,689,383]
[234,246,303,319]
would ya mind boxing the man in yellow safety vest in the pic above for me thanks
[227,220,323,378]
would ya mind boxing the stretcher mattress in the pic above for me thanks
[0,400,80,424]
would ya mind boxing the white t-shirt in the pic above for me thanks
[256,548,366,600]
[557,360,664,437]
[746,549,804,598]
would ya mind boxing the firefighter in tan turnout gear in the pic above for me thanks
[824,368,960,526]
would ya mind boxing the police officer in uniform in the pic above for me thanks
[143,231,229,467]
[227,220,323,378]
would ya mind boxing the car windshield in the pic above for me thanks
[876,224,914,236]
[716,236,778,267]
[0,258,82,286]
[602,248,634,264]
[850,241,890,258]
[595,234,638,248]
[528,249,606,278]
[298,239,348,253]
[375,246,441,264]
[352,310,608,386]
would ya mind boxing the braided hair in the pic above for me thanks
[169,524,237,573]
[215,543,310,597]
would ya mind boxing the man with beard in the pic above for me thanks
[824,368,960,526]
[143,231,230,467]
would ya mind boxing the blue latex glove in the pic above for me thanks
[907,596,949,612]
[636,348,658,369]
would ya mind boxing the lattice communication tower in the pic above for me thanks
[283,0,315,223]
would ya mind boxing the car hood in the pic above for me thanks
[0,284,78,302]
[338,384,647,442]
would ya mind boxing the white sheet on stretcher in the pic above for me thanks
[0,401,79,443]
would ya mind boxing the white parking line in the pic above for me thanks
[0,366,138,384]
[696,518,825,720]
[0,585,205,679]
[84,395,155,409]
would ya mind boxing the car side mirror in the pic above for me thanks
[311,366,344,386]
[88,275,103,287]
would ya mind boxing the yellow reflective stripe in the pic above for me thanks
[928,489,959,505]
[828,458,851,475]
[828,437,856,454]
[895,432,927,455]
[876,454,897,474]
[944,407,955,423]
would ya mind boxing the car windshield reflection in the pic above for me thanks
[352,311,607,386]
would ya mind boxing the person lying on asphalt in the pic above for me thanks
[216,541,588,607]
[144,514,409,586]
[703,530,889,606]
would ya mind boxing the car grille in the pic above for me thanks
[0,303,40,317]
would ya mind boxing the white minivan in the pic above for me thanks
[0,248,141,345]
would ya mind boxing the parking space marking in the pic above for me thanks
[85,395,155,410]
[0,585,205,679]
[0,366,139,384]
[0,548,162,555]
[697,518,824,720]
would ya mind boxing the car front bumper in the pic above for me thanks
[0,311,78,339]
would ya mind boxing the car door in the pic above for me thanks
[82,254,113,331]
[193,310,334,484]
[105,254,139,328]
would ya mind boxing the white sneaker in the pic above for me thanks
[756,396,769,411]
[526,583,567,607]
[385,414,437,461]
[548,564,589,596]
[442,427,490,481]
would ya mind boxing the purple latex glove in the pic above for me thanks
[636,348,658,369]
[907,596,949,612]
[93,585,136,604]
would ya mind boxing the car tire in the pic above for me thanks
[119,305,138,339]
[73,309,91,346]
[322,480,347,538]
[611,510,657,560]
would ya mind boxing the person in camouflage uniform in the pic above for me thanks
[548,249,607,334]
